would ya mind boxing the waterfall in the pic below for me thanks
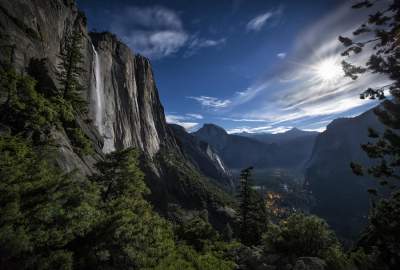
[92,44,115,153]
[92,45,104,134]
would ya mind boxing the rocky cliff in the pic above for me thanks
[0,0,233,229]
[0,0,99,175]
[89,32,176,157]
[305,109,383,239]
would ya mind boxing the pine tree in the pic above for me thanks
[340,0,400,194]
[57,29,87,112]
[341,1,400,268]
[0,135,100,270]
[82,148,178,269]
[237,167,268,246]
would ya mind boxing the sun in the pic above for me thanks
[314,57,343,82]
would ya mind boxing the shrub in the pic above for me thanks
[263,213,349,269]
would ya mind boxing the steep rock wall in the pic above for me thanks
[90,32,174,157]
[0,0,176,173]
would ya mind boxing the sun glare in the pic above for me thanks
[314,57,343,82]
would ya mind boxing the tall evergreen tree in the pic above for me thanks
[341,1,400,268]
[57,29,87,112]
[237,167,268,246]
[82,148,178,269]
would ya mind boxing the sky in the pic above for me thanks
[77,0,388,134]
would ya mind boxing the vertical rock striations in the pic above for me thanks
[0,0,233,229]
[89,32,174,157]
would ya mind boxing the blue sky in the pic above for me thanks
[77,0,386,133]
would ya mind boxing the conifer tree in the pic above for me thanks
[84,148,177,269]
[340,0,400,194]
[0,135,100,270]
[237,167,268,246]
[57,28,87,112]
[341,1,400,268]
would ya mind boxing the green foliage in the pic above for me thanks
[155,244,236,270]
[65,126,93,155]
[0,135,100,270]
[262,213,348,269]
[343,0,400,193]
[176,216,219,252]
[79,149,235,270]
[0,63,93,154]
[155,148,234,208]
[342,2,400,268]
[356,191,400,269]
[173,216,236,270]
[82,148,175,269]
[0,139,236,269]
[237,167,268,246]
[0,67,58,136]
[57,29,87,112]
[348,248,376,270]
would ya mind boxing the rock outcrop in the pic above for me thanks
[90,32,175,157]
[305,108,383,239]
[0,0,101,175]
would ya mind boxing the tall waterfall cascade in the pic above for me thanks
[91,44,115,153]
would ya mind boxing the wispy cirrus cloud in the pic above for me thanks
[246,7,283,32]
[166,113,202,130]
[227,125,292,134]
[186,113,204,119]
[110,6,226,59]
[221,2,389,133]
[187,96,231,110]
[184,37,227,57]
[111,6,188,59]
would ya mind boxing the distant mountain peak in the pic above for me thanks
[197,123,228,135]
[288,127,300,132]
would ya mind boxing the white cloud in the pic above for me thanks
[166,114,199,130]
[246,8,283,32]
[277,52,286,59]
[303,127,326,132]
[221,2,389,132]
[186,113,203,119]
[184,37,227,57]
[111,6,188,59]
[227,125,292,134]
[187,96,231,110]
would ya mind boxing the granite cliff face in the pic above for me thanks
[0,0,233,228]
[305,109,383,239]
[0,0,175,170]
[89,32,175,157]
[0,0,99,175]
